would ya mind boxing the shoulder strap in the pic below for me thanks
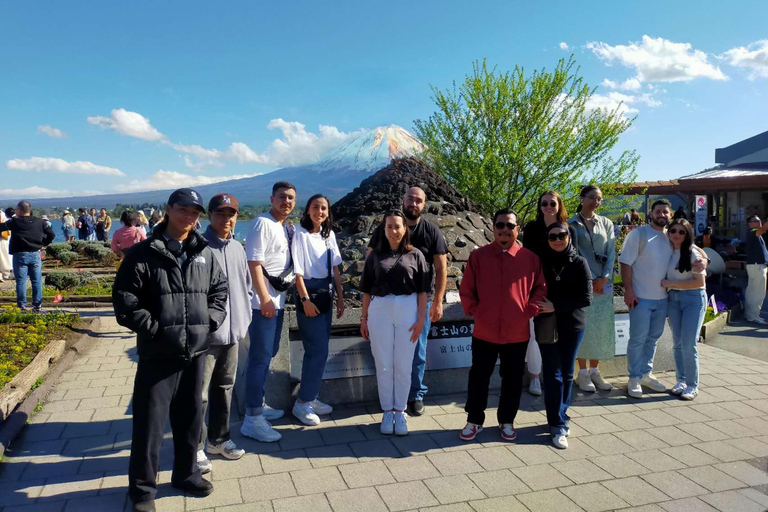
[325,237,332,278]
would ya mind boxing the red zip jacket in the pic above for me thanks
[460,242,547,344]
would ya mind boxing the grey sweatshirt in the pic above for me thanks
[204,226,253,345]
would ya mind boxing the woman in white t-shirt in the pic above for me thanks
[661,219,706,401]
[290,194,345,426]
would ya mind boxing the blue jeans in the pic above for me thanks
[245,308,284,416]
[668,289,705,388]
[409,301,432,402]
[540,329,585,436]
[13,251,43,308]
[627,298,668,379]
[295,278,333,402]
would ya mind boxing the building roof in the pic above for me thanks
[679,168,768,180]
[625,167,768,195]
[715,129,768,164]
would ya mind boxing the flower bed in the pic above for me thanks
[0,307,79,388]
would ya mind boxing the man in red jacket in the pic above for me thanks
[459,208,547,441]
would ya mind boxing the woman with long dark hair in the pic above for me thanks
[569,185,616,392]
[291,194,345,425]
[360,210,428,436]
[535,223,592,449]
[661,219,706,401]
[523,190,579,396]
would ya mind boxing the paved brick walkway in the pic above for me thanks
[2,316,768,511]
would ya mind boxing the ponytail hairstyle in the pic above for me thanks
[577,185,601,214]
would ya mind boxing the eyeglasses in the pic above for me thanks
[547,232,568,241]
[585,195,603,202]
[495,222,517,230]
[668,228,685,235]
[540,201,557,208]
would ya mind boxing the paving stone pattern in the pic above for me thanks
[2,316,768,511]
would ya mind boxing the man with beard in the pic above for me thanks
[368,187,448,415]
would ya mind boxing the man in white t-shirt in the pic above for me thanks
[241,181,297,443]
[619,199,674,399]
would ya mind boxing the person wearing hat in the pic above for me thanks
[61,209,77,241]
[113,188,228,512]
[196,193,252,474]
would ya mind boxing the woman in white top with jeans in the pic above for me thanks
[661,219,706,401]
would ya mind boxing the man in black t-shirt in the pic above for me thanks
[368,187,448,415]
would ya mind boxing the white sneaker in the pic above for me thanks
[394,412,408,436]
[577,370,596,392]
[206,439,245,460]
[640,373,667,393]
[293,400,321,426]
[459,422,482,441]
[499,423,517,441]
[262,404,284,421]
[627,377,643,398]
[309,399,333,416]
[197,449,212,474]
[528,378,542,396]
[240,414,282,442]
[590,369,613,390]
[681,387,699,401]
[552,435,568,449]
[670,381,687,396]
[380,411,394,435]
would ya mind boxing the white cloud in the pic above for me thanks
[37,125,67,139]
[227,142,268,164]
[0,186,72,199]
[87,108,166,141]
[559,42,569,51]
[168,142,224,160]
[587,35,728,83]
[721,40,768,79]
[121,170,262,192]
[601,78,642,91]
[7,157,125,176]
[263,119,367,167]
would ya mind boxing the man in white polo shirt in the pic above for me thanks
[241,181,297,442]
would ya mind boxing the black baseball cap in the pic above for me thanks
[167,188,205,211]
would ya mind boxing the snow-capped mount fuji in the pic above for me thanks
[25,125,426,209]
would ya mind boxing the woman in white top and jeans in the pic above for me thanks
[291,194,345,425]
[661,219,706,401]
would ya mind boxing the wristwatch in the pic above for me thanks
[301,296,310,303]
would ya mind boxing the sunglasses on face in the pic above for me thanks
[541,201,557,208]
[547,232,568,241]
[495,222,517,230]
[668,228,686,235]
[586,195,603,202]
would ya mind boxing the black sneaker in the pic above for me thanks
[172,479,214,497]
[32,305,44,314]
[132,500,156,512]
[409,399,425,416]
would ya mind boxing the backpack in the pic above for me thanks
[85,215,95,235]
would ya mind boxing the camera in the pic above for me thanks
[594,254,608,264]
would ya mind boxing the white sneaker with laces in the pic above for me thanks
[293,400,320,426]
[394,412,408,436]
[197,449,212,474]
[206,439,245,460]
[640,373,667,392]
[528,378,542,396]
[552,434,568,449]
[627,377,643,398]
[577,370,596,392]
[681,386,699,400]
[262,404,284,421]
[670,381,687,396]
[309,399,333,416]
[380,411,395,435]
[459,422,482,441]
[590,369,613,390]
[240,414,282,442]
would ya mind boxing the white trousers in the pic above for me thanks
[526,318,542,375]
[746,264,767,321]
[368,294,418,411]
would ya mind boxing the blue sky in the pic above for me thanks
[1,0,767,199]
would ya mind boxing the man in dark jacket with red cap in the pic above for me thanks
[113,188,228,512]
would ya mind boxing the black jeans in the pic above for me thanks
[129,355,205,503]
[465,337,528,425]
[539,329,585,436]
[199,344,238,449]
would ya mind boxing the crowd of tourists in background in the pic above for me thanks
[0,181,763,511]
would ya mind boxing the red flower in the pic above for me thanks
[77,268,82,273]
[53,294,63,304]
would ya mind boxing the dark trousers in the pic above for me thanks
[129,355,205,503]
[465,337,528,425]
[199,344,238,449]
[539,329,585,436]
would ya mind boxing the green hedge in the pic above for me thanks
[58,251,78,265]
[45,270,97,290]
[46,243,72,259]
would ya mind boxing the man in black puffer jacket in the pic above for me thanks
[113,188,228,512]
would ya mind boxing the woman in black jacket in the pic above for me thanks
[534,222,593,450]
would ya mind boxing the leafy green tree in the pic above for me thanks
[414,57,639,220]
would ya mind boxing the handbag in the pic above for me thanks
[533,312,558,345]
[303,239,334,314]
[262,267,294,292]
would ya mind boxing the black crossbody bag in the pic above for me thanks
[304,239,334,314]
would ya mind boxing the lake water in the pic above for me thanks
[51,220,250,244]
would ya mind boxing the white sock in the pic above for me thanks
[589,368,599,374]
[578,369,589,376]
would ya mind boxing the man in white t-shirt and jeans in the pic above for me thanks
[241,181,297,442]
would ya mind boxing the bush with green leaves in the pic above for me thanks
[45,270,96,290]
[46,243,72,259]
[58,251,78,265]
[69,240,88,254]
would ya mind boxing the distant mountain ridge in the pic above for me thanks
[21,125,425,209]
